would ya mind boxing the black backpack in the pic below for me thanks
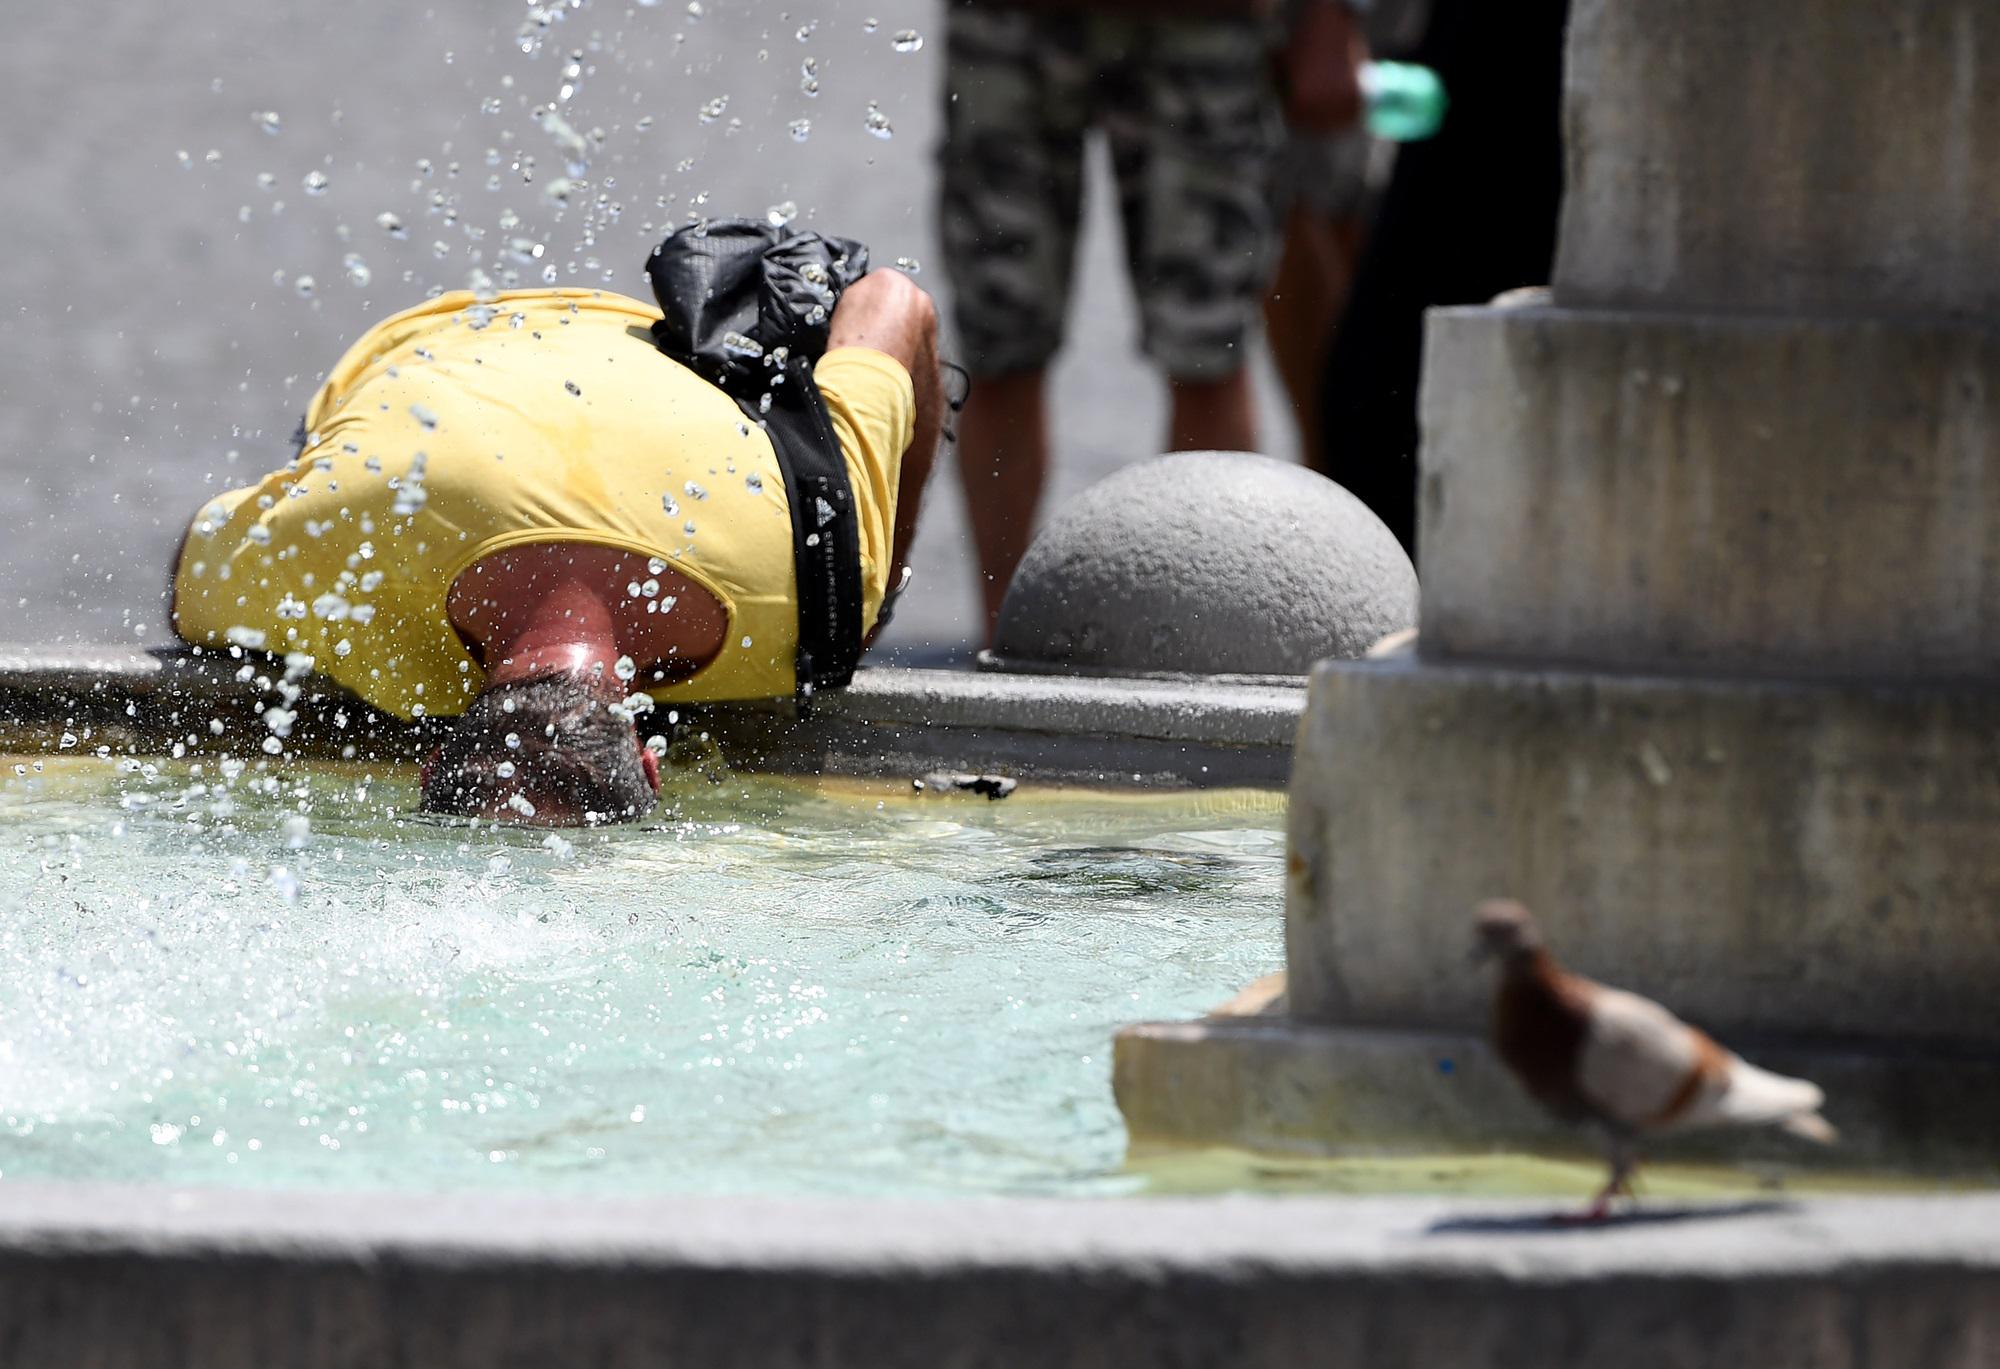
[644,218,873,701]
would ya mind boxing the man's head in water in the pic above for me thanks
[419,668,661,825]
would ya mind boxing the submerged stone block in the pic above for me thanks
[1114,1010,2000,1174]
[992,451,1417,677]
[1285,654,2000,1049]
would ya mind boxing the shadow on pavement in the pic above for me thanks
[1427,1199,1797,1236]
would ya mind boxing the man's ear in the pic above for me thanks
[419,744,443,791]
[639,740,661,793]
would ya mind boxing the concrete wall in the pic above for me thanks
[1556,0,2000,319]
[3,1182,1999,1369]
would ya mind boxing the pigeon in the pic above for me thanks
[1472,899,1836,1219]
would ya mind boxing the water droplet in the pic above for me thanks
[684,479,709,500]
[788,117,812,142]
[661,493,679,516]
[864,16,879,32]
[256,171,278,191]
[740,635,753,648]
[342,253,371,286]
[801,77,820,98]
[891,28,923,53]
[294,274,317,298]
[302,169,330,196]
[614,655,638,681]
[686,0,703,17]
[720,331,764,360]
[506,792,538,817]
[282,814,312,850]
[698,95,729,124]
[565,380,582,397]
[410,402,439,430]
[648,557,669,574]
[487,855,513,876]
[894,255,921,274]
[310,592,351,621]
[745,473,765,494]
[765,200,797,228]
[376,210,408,239]
[864,103,893,139]
[795,20,816,40]
[495,759,517,779]
[253,110,283,136]
[504,731,522,749]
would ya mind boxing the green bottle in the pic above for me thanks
[1360,61,1448,142]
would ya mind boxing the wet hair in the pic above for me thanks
[420,670,655,824]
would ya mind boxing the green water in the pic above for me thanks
[0,755,1285,1198]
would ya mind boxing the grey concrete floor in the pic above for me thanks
[3,0,1297,662]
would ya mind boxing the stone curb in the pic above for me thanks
[0,646,1305,786]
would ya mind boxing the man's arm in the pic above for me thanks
[1279,0,1368,133]
[825,268,942,588]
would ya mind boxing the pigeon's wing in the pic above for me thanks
[1570,984,1723,1131]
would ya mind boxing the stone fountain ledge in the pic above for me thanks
[0,1182,1994,1368]
[0,644,1305,787]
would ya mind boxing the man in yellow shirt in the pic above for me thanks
[172,264,941,825]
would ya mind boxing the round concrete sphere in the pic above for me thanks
[992,451,1418,676]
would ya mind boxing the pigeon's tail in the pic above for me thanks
[1689,1057,1829,1135]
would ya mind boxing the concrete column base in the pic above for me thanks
[1285,650,2000,1048]
[1418,304,2000,680]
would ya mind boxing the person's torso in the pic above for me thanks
[173,288,808,720]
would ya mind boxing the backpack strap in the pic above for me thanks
[742,355,863,705]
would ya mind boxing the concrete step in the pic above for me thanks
[1418,304,2000,680]
[1285,650,2000,1048]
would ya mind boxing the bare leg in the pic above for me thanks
[1167,367,1259,454]
[1262,203,1365,458]
[955,368,1049,642]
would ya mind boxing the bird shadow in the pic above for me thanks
[1427,1199,1796,1236]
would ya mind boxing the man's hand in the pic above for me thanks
[827,268,936,377]
[1279,0,1367,134]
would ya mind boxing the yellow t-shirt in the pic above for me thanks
[172,288,914,720]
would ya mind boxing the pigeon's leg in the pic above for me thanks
[1569,1135,1638,1223]
[1596,1137,1640,1213]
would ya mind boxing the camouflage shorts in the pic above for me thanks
[938,4,1284,380]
